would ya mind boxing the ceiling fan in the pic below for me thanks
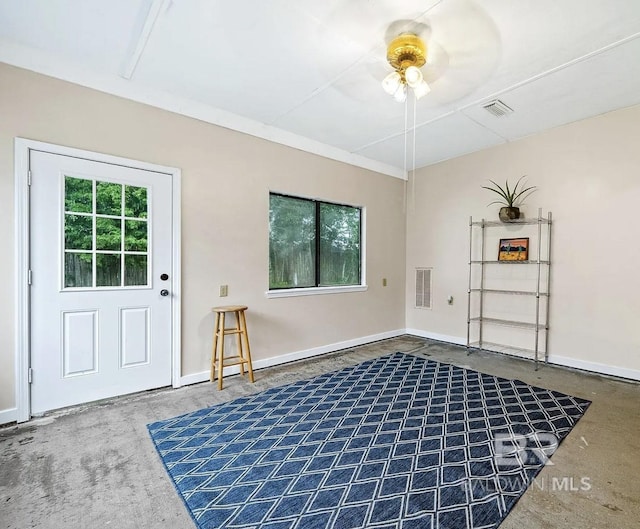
[324,0,501,106]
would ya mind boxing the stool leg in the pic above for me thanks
[239,309,254,383]
[210,312,220,382]
[217,312,226,390]
[234,311,245,377]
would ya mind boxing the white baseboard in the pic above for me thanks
[405,328,466,346]
[405,328,640,382]
[548,354,640,382]
[179,371,211,387]
[179,329,406,386]
[0,408,17,425]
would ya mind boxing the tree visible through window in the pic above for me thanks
[269,193,361,289]
[64,176,149,288]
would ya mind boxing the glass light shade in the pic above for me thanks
[393,83,407,103]
[382,71,402,95]
[413,80,431,100]
[405,66,423,88]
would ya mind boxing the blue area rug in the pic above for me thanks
[148,352,590,529]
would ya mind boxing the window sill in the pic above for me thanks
[266,285,368,299]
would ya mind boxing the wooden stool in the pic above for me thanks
[210,305,254,390]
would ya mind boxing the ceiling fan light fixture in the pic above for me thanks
[393,83,407,103]
[383,33,429,102]
[404,66,423,88]
[382,71,402,95]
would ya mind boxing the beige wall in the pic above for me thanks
[0,63,407,412]
[406,104,640,375]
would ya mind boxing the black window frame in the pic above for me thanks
[269,192,363,290]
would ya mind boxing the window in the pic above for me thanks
[269,193,362,290]
[64,175,149,289]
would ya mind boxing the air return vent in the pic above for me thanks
[415,268,432,309]
[482,99,514,117]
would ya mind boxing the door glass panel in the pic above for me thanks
[96,254,122,287]
[96,182,122,216]
[65,177,92,213]
[65,214,93,250]
[65,253,93,288]
[63,176,150,289]
[125,185,148,219]
[96,217,121,251]
[125,255,148,286]
[125,220,148,251]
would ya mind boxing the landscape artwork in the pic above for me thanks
[498,237,529,261]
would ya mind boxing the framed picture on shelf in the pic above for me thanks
[498,237,529,261]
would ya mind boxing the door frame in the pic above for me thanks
[14,138,182,422]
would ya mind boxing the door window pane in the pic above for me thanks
[96,218,121,251]
[125,255,148,286]
[124,220,148,251]
[63,176,150,289]
[125,185,148,218]
[96,182,122,216]
[65,253,93,288]
[65,214,93,250]
[269,194,316,289]
[65,176,92,213]
[319,203,361,286]
[96,254,122,287]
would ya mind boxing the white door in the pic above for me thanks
[29,150,174,415]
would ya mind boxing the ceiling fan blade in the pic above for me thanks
[384,20,432,45]
[416,0,501,102]
[331,57,392,103]
[317,0,442,52]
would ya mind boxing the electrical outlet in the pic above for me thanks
[382,278,387,287]
[220,285,228,297]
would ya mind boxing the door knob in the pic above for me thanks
[160,289,170,297]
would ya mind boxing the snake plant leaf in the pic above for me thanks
[482,176,536,207]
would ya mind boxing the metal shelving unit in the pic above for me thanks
[466,208,552,369]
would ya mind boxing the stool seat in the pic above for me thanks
[212,305,248,313]
[210,305,254,390]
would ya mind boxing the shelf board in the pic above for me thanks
[470,288,549,296]
[467,341,546,362]
[469,317,546,330]
[471,218,551,227]
[470,260,550,265]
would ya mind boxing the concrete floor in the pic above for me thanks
[1,335,639,528]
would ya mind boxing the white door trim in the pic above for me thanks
[14,138,182,422]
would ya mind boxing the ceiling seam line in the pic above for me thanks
[456,31,640,112]
[457,111,509,142]
[353,110,457,153]
[121,0,170,80]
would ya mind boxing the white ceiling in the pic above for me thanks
[1,0,640,179]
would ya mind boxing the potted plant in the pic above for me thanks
[482,176,536,222]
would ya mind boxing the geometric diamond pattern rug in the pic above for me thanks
[148,352,590,529]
